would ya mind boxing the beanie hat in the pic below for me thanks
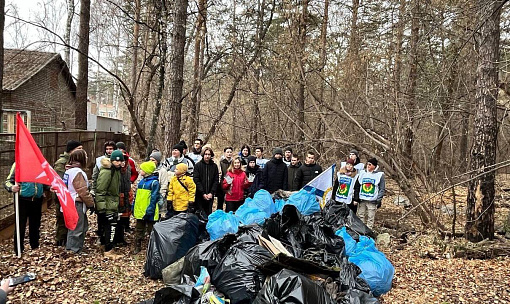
[172,144,184,155]
[284,147,293,153]
[66,140,82,153]
[247,155,257,163]
[367,158,378,167]
[179,140,188,150]
[175,163,188,174]
[346,158,355,165]
[110,150,125,161]
[140,161,157,175]
[150,151,162,163]
[116,142,126,151]
[350,149,359,157]
[273,147,283,156]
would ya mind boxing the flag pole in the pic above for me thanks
[15,190,21,258]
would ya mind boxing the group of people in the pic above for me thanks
[3,138,385,257]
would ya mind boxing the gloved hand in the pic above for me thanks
[376,200,382,209]
[187,202,195,213]
[143,213,154,221]
[247,174,255,183]
[88,206,96,215]
[105,213,118,223]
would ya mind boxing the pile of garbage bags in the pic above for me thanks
[141,189,394,304]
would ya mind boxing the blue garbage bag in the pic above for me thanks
[235,203,268,225]
[274,199,286,213]
[235,190,276,225]
[286,188,321,215]
[206,210,239,241]
[348,236,394,297]
[335,227,357,256]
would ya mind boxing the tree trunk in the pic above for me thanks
[316,0,329,154]
[146,0,168,158]
[188,0,207,143]
[295,0,308,142]
[75,0,91,130]
[403,0,419,158]
[165,0,188,155]
[465,0,501,242]
[64,0,74,66]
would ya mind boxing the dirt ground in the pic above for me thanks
[0,176,509,303]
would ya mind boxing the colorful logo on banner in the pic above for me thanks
[337,176,352,197]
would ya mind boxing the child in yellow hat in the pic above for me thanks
[167,163,196,215]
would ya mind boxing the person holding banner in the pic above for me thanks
[354,158,386,229]
[332,158,359,213]
[4,163,47,254]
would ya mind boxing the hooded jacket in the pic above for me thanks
[95,158,121,214]
[168,174,196,211]
[193,159,219,197]
[133,174,160,221]
[54,152,70,178]
[262,158,288,193]
[245,164,264,198]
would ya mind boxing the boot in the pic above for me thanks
[133,240,142,255]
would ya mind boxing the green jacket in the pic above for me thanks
[54,152,70,178]
[4,163,45,198]
[95,158,121,214]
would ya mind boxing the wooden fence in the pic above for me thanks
[0,131,131,231]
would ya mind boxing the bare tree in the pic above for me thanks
[75,0,91,130]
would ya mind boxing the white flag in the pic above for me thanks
[303,164,336,208]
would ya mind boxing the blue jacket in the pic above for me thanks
[133,174,160,221]
[4,163,45,198]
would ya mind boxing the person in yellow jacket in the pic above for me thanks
[167,163,196,216]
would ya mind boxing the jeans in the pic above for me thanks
[66,201,88,253]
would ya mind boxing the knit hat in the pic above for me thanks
[116,141,126,151]
[110,150,124,161]
[140,161,157,175]
[346,158,355,165]
[150,151,162,163]
[172,144,184,155]
[247,155,257,163]
[179,140,188,149]
[66,140,82,153]
[273,148,283,156]
[367,158,378,167]
[284,147,293,153]
[350,149,359,157]
[273,147,283,156]
[175,163,188,174]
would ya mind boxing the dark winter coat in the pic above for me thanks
[288,162,302,191]
[193,159,219,197]
[294,163,323,190]
[245,165,264,198]
[262,158,288,193]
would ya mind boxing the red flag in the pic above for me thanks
[15,113,78,230]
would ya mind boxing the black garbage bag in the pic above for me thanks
[138,300,154,304]
[322,200,376,239]
[195,209,210,243]
[253,269,335,304]
[338,257,371,293]
[153,283,200,304]
[181,234,237,280]
[304,212,345,256]
[263,205,308,258]
[212,241,272,303]
[236,224,264,243]
[145,213,200,279]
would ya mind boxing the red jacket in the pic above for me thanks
[222,169,250,201]
[124,152,139,183]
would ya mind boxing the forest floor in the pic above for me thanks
[1,175,510,303]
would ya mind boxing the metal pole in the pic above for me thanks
[15,190,21,258]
